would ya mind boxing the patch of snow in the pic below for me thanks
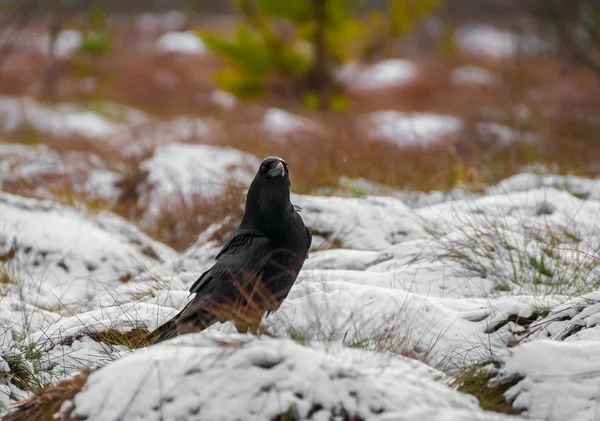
[0,192,177,312]
[0,96,119,139]
[497,340,600,421]
[455,25,553,59]
[262,108,317,135]
[350,59,418,90]
[476,123,539,146]
[137,11,187,33]
[156,31,206,54]
[450,65,500,87]
[524,292,600,342]
[293,194,425,251]
[211,90,237,109]
[115,116,219,157]
[366,111,463,145]
[140,144,259,215]
[69,332,488,421]
[53,30,83,58]
[302,249,382,271]
[486,173,600,199]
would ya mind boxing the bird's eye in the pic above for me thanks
[260,165,266,172]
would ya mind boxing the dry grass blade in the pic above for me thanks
[4,370,91,421]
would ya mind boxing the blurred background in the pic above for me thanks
[1,0,599,251]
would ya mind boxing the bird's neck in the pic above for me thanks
[241,185,292,238]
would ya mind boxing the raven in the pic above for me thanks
[148,156,312,343]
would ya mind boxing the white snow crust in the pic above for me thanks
[2,169,600,420]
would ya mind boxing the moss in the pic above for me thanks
[454,364,524,415]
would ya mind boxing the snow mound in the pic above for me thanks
[349,59,418,91]
[156,31,206,54]
[111,116,219,157]
[293,194,425,251]
[497,340,600,421]
[524,292,600,342]
[0,192,176,312]
[0,96,119,139]
[0,143,119,202]
[366,111,463,146]
[140,144,259,215]
[375,407,526,421]
[475,123,539,146]
[211,90,237,109]
[55,30,83,58]
[262,108,318,135]
[416,187,600,296]
[486,173,600,199]
[450,65,500,87]
[268,280,559,368]
[455,25,552,59]
[68,332,486,421]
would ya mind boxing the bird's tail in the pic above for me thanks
[146,318,179,345]
[146,310,218,345]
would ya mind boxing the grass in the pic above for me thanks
[84,327,151,350]
[453,361,524,415]
[429,211,600,296]
[3,369,91,421]
[3,344,46,392]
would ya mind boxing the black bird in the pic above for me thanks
[148,156,312,343]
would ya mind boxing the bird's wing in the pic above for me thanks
[213,228,264,261]
[188,229,271,295]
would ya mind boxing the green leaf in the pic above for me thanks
[81,32,111,55]
[215,69,265,98]
[255,0,312,22]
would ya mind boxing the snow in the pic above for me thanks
[486,173,600,199]
[262,108,317,135]
[211,90,237,109]
[496,340,600,421]
[156,31,206,54]
[0,96,119,139]
[455,25,552,59]
[0,192,176,315]
[366,111,463,145]
[475,123,539,146]
[293,194,425,250]
[140,143,259,214]
[52,30,83,58]
[112,116,219,156]
[137,11,187,33]
[450,65,500,87]
[68,332,493,421]
[349,59,418,90]
[3,170,600,419]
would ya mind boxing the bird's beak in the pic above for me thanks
[267,161,286,178]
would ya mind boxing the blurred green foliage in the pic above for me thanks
[200,0,439,109]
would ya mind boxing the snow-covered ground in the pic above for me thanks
[2,168,600,419]
[455,25,553,59]
[366,111,463,145]
[156,31,207,55]
[342,59,419,91]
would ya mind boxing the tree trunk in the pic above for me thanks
[308,0,330,110]
[41,14,62,101]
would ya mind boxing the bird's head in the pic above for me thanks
[259,156,288,180]
[241,156,292,231]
